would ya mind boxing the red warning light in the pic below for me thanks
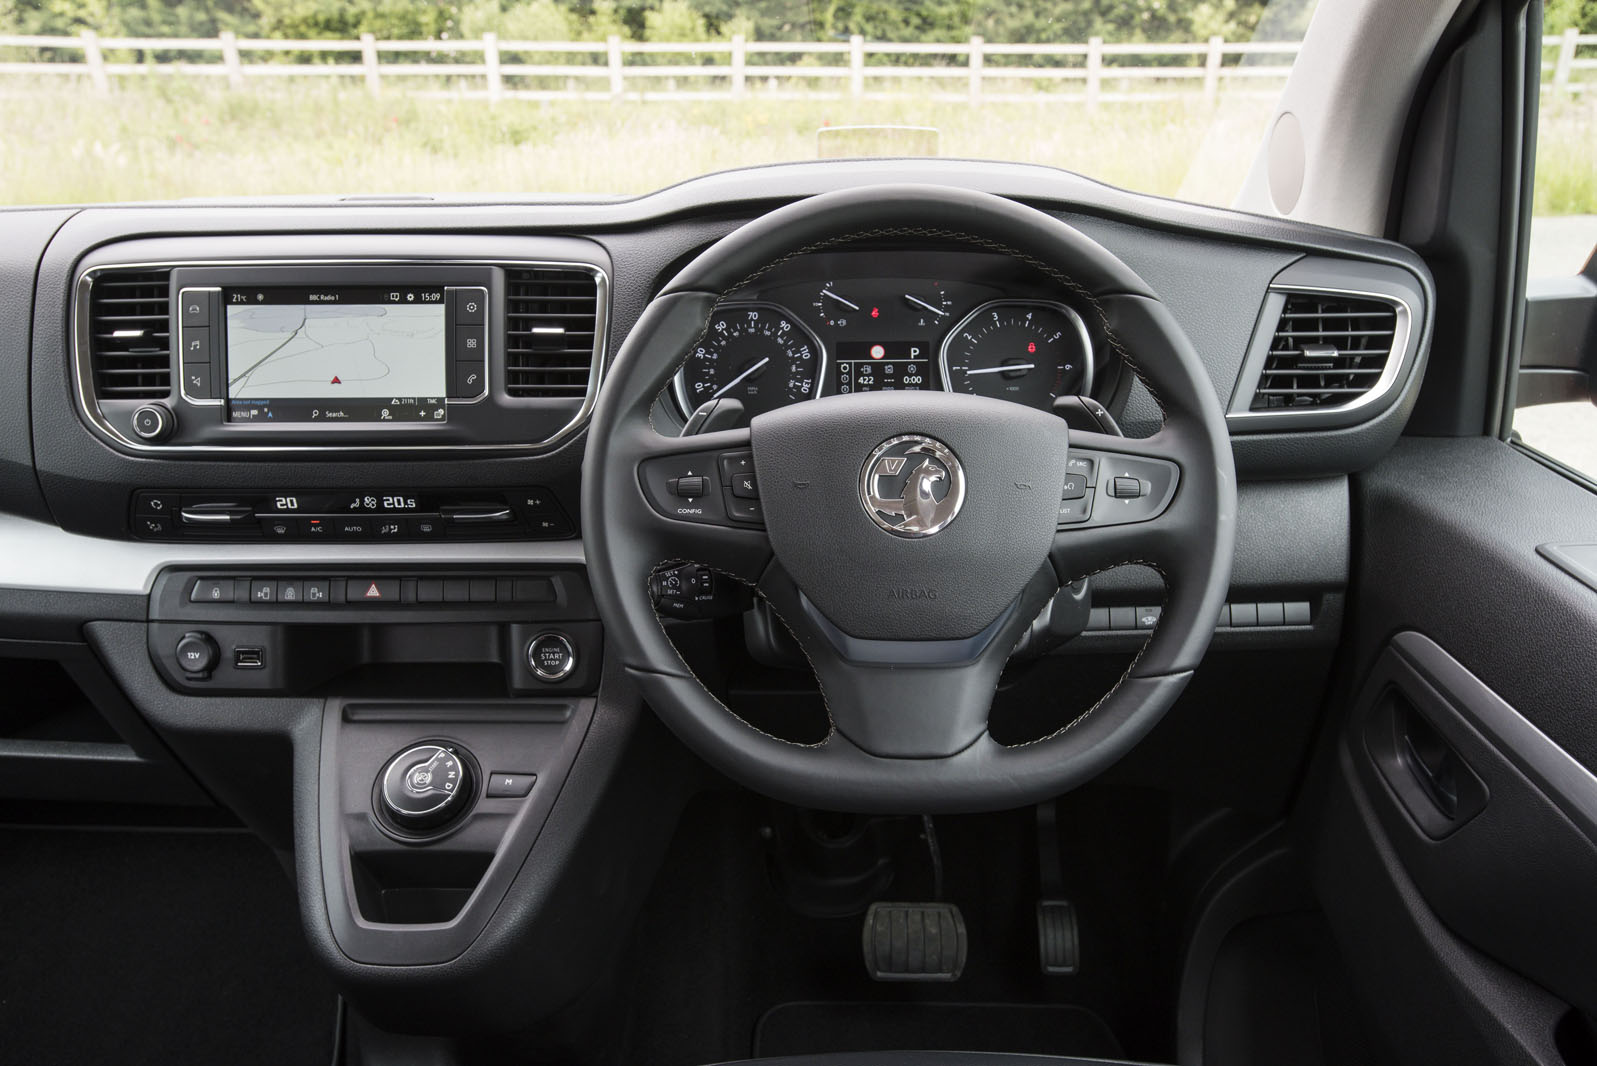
[330,376,342,384]
[870,307,880,318]
[1027,342,1036,354]
[869,344,886,359]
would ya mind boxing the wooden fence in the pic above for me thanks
[0,27,1593,105]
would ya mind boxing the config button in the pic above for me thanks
[526,632,576,682]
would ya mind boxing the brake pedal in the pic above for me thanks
[1036,800,1079,975]
[861,901,967,981]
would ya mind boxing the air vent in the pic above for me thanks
[504,267,600,398]
[1249,292,1398,411]
[86,269,172,400]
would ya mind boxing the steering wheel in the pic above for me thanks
[584,185,1235,813]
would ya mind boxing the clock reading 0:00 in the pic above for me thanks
[675,304,826,420]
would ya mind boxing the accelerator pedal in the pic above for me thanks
[861,901,967,982]
[1036,800,1080,975]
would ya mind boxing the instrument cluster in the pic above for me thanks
[671,261,1098,424]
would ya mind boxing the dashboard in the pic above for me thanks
[669,250,1098,424]
[0,158,1434,1031]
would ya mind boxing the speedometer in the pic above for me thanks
[940,301,1093,410]
[673,303,826,423]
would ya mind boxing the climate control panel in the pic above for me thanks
[130,487,573,541]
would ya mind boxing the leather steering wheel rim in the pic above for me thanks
[583,184,1236,814]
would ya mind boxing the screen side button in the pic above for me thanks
[182,357,213,395]
[451,359,486,399]
[180,291,210,327]
[453,288,487,326]
[454,323,487,361]
[180,326,210,364]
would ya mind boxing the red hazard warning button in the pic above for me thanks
[347,579,398,602]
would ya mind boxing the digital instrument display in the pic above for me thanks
[833,340,934,393]
[222,286,449,424]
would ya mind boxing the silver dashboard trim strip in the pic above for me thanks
[0,514,585,597]
[73,257,609,454]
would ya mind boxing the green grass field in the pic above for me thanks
[0,78,1591,212]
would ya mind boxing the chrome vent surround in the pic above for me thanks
[1249,292,1399,411]
[504,266,601,397]
[86,269,172,399]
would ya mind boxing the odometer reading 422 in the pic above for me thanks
[941,300,1093,411]
[674,303,826,422]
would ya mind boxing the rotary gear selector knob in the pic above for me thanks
[377,743,476,833]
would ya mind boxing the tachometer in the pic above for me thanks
[940,301,1093,410]
[673,303,826,422]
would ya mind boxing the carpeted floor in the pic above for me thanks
[0,827,338,1066]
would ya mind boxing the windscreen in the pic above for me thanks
[0,0,1348,207]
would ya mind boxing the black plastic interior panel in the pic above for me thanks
[0,207,73,522]
[1351,633,1597,1016]
[1538,542,1597,595]
[1352,437,1597,773]
[316,697,595,966]
[0,637,210,806]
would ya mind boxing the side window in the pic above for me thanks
[1513,16,1597,478]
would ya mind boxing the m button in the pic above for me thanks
[348,579,398,603]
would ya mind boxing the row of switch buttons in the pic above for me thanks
[450,287,489,401]
[189,575,556,606]
[719,450,762,523]
[641,449,763,525]
[178,288,221,401]
[1084,600,1312,632]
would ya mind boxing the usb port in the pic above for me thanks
[233,646,264,669]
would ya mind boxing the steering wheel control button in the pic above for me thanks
[670,475,709,499]
[730,472,759,498]
[130,403,174,442]
[1057,493,1093,525]
[718,451,755,482]
[640,451,729,524]
[861,434,966,538]
[1108,476,1145,499]
[1136,606,1162,629]
[485,772,536,799]
[527,632,577,681]
[174,631,220,676]
[1064,455,1096,484]
[1060,473,1088,500]
[379,744,475,833]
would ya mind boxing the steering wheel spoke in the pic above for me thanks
[757,562,1059,759]
[1051,428,1189,581]
[628,425,774,585]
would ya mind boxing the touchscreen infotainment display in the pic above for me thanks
[223,286,448,423]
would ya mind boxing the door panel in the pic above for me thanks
[1299,435,1597,1066]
